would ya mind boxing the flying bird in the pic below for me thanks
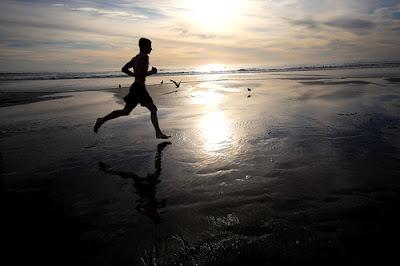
[247,88,252,97]
[170,79,181,88]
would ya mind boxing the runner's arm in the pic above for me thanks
[148,67,157,76]
[121,59,136,77]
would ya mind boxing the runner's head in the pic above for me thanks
[139,38,152,54]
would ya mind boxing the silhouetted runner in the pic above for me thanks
[94,38,170,139]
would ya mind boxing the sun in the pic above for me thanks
[182,0,243,32]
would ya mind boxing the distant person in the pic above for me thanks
[94,38,170,139]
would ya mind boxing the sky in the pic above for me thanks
[0,0,399,72]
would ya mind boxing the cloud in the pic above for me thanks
[0,0,399,72]
[287,16,376,34]
[373,4,400,19]
[0,17,133,39]
[324,18,375,31]
[1,39,111,50]
[69,7,148,20]
[287,18,319,29]
[172,26,221,40]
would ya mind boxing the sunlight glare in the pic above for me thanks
[197,64,226,73]
[201,111,230,152]
[183,0,243,32]
[190,89,222,105]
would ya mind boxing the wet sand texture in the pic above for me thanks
[1,70,400,265]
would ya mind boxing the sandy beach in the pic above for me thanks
[1,68,400,265]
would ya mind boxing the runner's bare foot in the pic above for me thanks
[156,132,170,139]
[94,118,103,133]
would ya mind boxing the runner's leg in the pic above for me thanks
[94,104,135,133]
[143,103,170,139]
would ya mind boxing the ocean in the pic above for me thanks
[1,62,400,94]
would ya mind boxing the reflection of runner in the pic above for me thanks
[98,142,171,224]
[94,37,170,139]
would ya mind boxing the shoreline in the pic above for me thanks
[1,69,400,108]
[1,62,400,82]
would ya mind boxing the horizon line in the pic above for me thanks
[1,60,400,75]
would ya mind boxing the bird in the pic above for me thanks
[160,80,163,84]
[170,79,181,88]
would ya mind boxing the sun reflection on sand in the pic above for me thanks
[190,89,222,105]
[200,111,231,152]
[189,84,231,152]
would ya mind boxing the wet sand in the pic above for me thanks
[1,70,400,265]
[0,91,70,107]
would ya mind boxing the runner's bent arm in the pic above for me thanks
[121,59,135,77]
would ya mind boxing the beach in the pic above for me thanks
[1,67,400,265]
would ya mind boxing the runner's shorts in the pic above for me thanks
[123,82,153,106]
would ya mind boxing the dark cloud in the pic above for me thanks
[287,18,319,29]
[324,18,375,31]
[392,11,400,20]
[359,0,400,13]
[287,17,375,34]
